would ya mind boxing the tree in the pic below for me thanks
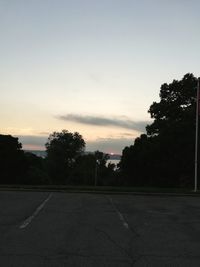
[70,153,96,185]
[146,73,197,137]
[0,134,27,184]
[94,151,117,186]
[119,134,158,186]
[45,130,85,184]
[69,151,117,186]
[25,152,50,185]
[119,73,199,187]
[147,73,198,186]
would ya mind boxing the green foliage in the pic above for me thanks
[120,73,199,188]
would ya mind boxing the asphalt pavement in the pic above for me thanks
[0,191,200,266]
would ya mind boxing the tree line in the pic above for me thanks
[0,131,116,185]
[0,73,199,188]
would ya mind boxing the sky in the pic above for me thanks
[1,0,200,154]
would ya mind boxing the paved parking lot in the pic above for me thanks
[0,191,200,266]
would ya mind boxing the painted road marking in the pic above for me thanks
[19,193,52,229]
[109,197,129,229]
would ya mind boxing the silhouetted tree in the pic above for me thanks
[147,73,198,186]
[94,150,108,185]
[147,74,197,136]
[0,134,27,184]
[70,153,96,185]
[25,152,50,184]
[69,151,116,186]
[45,130,85,184]
[119,73,199,188]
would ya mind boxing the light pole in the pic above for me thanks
[95,160,99,186]
[194,78,200,192]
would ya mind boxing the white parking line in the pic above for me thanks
[19,193,52,229]
[109,197,129,229]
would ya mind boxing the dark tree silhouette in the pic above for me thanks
[0,134,27,184]
[147,73,197,137]
[70,151,116,186]
[119,73,199,188]
[25,152,49,184]
[70,153,96,185]
[45,130,85,184]
[94,150,109,185]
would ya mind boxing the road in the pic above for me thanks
[0,191,200,266]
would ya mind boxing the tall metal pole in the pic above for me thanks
[194,78,200,192]
[95,160,98,186]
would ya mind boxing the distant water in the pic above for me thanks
[25,150,121,167]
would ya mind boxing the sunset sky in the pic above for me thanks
[1,0,200,154]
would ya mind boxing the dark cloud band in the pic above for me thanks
[58,114,149,132]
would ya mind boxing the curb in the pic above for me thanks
[0,186,199,197]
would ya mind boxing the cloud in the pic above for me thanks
[58,114,149,132]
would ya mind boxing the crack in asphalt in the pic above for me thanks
[95,227,141,267]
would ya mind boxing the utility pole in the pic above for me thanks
[194,78,200,192]
[95,160,98,186]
